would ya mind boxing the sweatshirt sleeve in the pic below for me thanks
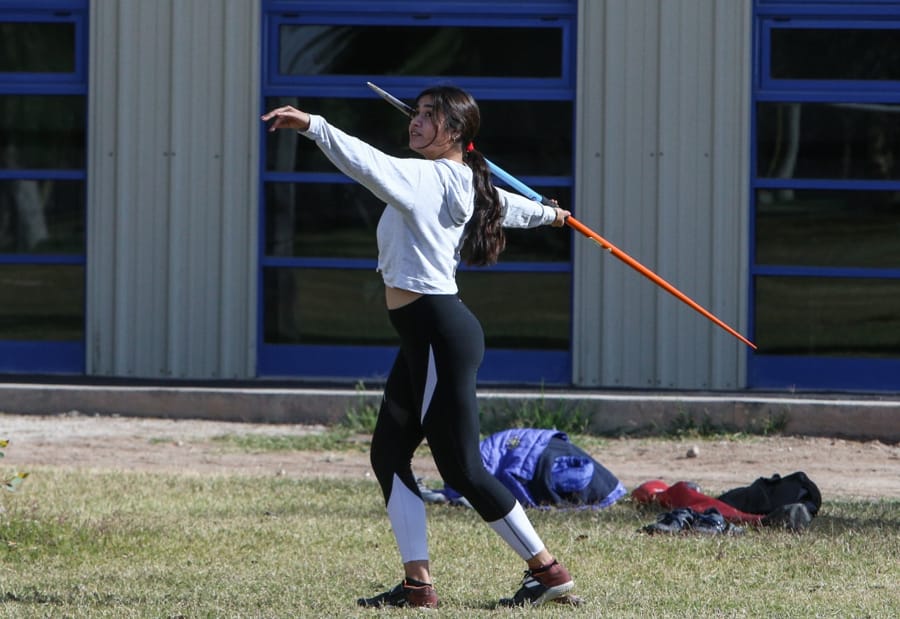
[299,114,423,211]
[497,187,558,228]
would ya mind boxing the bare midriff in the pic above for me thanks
[385,286,424,310]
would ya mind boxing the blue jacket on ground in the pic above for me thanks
[444,428,626,510]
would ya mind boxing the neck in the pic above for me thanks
[431,143,463,163]
[443,150,464,164]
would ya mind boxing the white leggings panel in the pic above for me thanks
[487,501,545,561]
[420,346,437,424]
[386,473,429,563]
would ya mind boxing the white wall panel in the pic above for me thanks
[87,0,259,378]
[575,0,751,389]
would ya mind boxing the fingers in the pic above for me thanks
[265,116,295,132]
[260,105,297,121]
[260,105,310,132]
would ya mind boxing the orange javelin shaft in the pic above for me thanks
[566,216,757,350]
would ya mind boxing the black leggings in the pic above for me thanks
[371,294,515,522]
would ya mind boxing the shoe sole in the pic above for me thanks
[531,580,575,607]
[552,593,584,607]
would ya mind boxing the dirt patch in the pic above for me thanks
[2,412,898,500]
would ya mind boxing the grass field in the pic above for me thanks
[1,464,898,618]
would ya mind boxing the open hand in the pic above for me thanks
[261,105,311,132]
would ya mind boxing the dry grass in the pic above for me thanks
[1,468,898,618]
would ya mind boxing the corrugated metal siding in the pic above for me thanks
[87,0,259,378]
[574,0,751,389]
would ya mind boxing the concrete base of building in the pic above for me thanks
[1,382,897,443]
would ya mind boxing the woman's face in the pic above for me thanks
[409,95,458,160]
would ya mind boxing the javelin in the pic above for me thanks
[366,82,757,350]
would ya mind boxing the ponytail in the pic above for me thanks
[461,147,505,266]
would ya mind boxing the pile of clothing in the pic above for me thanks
[416,426,822,539]
[633,472,822,534]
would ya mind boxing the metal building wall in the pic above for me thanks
[574,0,752,389]
[87,0,260,378]
[81,0,749,387]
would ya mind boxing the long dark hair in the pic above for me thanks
[415,85,505,266]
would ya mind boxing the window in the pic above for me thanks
[770,28,900,81]
[259,1,576,383]
[277,24,563,78]
[750,1,900,390]
[0,2,88,373]
[0,20,77,73]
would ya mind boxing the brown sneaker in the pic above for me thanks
[499,559,575,607]
[357,579,439,609]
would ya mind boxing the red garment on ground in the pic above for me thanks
[637,481,764,524]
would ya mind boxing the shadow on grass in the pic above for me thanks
[814,511,900,535]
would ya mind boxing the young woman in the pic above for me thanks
[261,85,574,609]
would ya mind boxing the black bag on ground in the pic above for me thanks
[717,471,822,518]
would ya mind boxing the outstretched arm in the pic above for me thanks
[261,105,425,210]
[498,187,571,229]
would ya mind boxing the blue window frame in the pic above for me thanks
[259,0,577,384]
[0,1,88,374]
[750,1,900,391]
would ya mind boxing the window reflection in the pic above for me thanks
[0,95,86,169]
[755,277,900,357]
[757,102,900,181]
[0,180,85,254]
[755,190,900,268]
[263,267,570,350]
[502,186,571,263]
[479,99,573,176]
[458,271,570,350]
[0,22,76,73]
[279,25,562,78]
[265,182,381,259]
[263,267,394,345]
[771,28,900,81]
[0,264,83,340]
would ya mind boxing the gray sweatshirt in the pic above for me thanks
[301,114,558,295]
